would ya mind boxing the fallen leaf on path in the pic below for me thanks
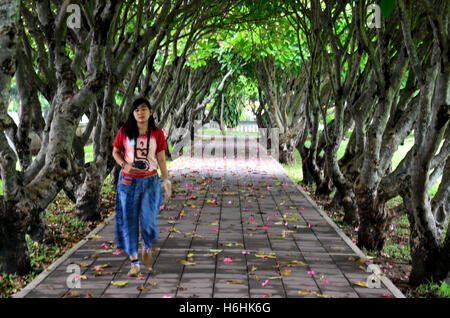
[84,253,100,259]
[353,281,369,288]
[268,276,283,280]
[255,251,276,259]
[92,264,110,270]
[63,291,81,298]
[88,235,103,239]
[111,281,128,287]
[137,285,148,291]
[289,260,307,266]
[176,260,196,265]
[280,269,292,275]
[299,289,313,296]
[226,280,244,284]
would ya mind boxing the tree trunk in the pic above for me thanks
[74,163,103,222]
[356,184,389,250]
[0,210,30,275]
[407,209,443,286]
[279,134,294,165]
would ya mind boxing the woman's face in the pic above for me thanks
[133,103,152,124]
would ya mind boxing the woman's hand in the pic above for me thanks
[163,183,172,200]
[123,162,144,175]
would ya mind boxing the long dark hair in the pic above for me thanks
[124,97,157,140]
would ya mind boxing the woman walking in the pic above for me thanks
[112,97,172,276]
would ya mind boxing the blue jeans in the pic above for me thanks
[114,170,163,257]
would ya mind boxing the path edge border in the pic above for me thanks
[13,214,115,298]
[272,160,406,298]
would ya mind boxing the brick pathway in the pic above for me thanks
[16,135,404,298]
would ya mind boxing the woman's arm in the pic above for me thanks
[156,150,169,180]
[156,149,172,199]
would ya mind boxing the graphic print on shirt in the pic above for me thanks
[125,135,157,172]
[113,127,167,174]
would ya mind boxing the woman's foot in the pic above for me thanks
[128,259,141,277]
[142,247,152,267]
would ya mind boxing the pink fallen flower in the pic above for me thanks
[212,228,219,232]
[137,275,145,280]
[248,216,255,221]
[101,243,111,249]
[95,267,104,272]
[307,271,315,275]
[382,293,393,297]
[223,257,233,263]
[261,280,269,287]
[113,250,121,256]
[263,226,268,230]
[228,201,232,204]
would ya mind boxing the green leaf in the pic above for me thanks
[380,0,396,17]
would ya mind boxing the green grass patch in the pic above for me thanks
[409,280,450,298]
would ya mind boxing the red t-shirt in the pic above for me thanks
[112,126,167,176]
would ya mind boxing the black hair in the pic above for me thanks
[124,97,157,140]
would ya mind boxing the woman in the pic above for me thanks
[112,97,172,277]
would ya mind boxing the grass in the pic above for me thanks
[408,280,450,298]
